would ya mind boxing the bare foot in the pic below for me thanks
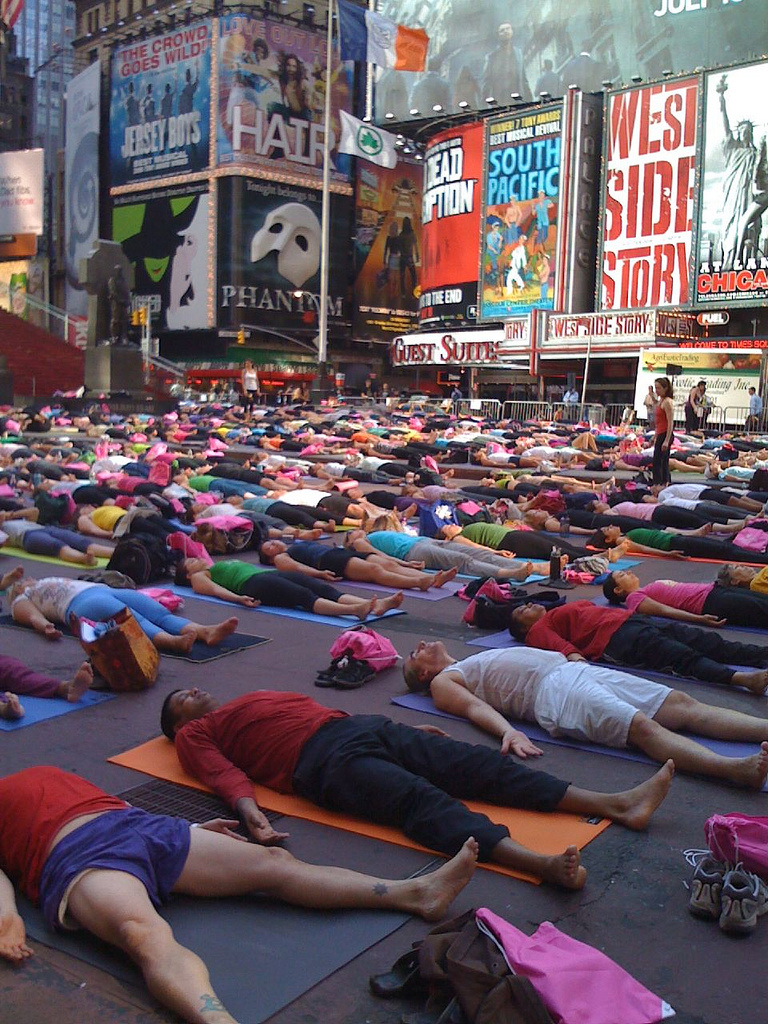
[297,529,323,541]
[414,838,479,921]
[372,592,403,616]
[323,520,337,534]
[355,599,376,620]
[432,567,459,588]
[83,553,98,566]
[44,623,62,641]
[733,669,768,695]
[400,503,418,519]
[0,566,24,590]
[157,632,196,653]
[609,760,675,830]
[65,662,94,702]
[500,561,533,581]
[0,693,24,720]
[730,742,768,789]
[540,845,587,890]
[199,617,239,646]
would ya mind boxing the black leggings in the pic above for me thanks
[650,505,718,530]
[652,433,671,486]
[703,585,768,628]
[670,536,768,563]
[240,571,342,611]
[266,501,323,529]
[497,530,584,560]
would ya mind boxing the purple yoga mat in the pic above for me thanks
[391,692,768,792]
[343,579,465,600]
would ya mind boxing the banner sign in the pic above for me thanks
[696,60,768,306]
[391,320,530,367]
[419,122,482,325]
[217,176,350,331]
[0,258,48,317]
[65,62,101,318]
[109,21,212,186]
[600,77,699,310]
[112,182,210,330]
[352,159,422,341]
[635,346,761,419]
[480,106,561,318]
[0,149,44,236]
[546,311,657,346]
[216,13,351,183]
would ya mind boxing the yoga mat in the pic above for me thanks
[0,615,270,663]
[1,549,110,568]
[391,693,768,792]
[0,690,115,731]
[109,737,611,883]
[586,545,768,568]
[345,575,550,599]
[164,584,406,626]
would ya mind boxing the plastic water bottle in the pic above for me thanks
[559,514,570,537]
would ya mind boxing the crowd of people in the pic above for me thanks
[2,385,768,1021]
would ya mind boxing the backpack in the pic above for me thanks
[316,626,399,690]
[419,500,460,538]
[456,501,491,527]
[462,581,566,629]
[193,516,254,555]
[106,536,179,586]
[34,490,75,525]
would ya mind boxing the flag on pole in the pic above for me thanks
[338,110,397,168]
[0,0,23,30]
[337,0,428,72]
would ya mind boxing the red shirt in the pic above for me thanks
[0,767,127,902]
[175,691,348,806]
[525,601,631,660]
[654,403,668,437]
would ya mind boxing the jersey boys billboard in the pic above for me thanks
[109,22,212,186]
[696,61,768,306]
[600,77,699,311]
[480,106,561,318]
[216,13,351,184]
[419,123,482,325]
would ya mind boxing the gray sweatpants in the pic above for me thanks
[410,539,526,577]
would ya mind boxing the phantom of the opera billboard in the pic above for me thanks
[109,22,212,186]
[353,158,423,341]
[479,106,561,318]
[373,0,764,120]
[217,176,351,331]
[600,77,699,311]
[216,13,352,184]
[696,60,768,307]
[419,122,483,325]
[112,183,210,331]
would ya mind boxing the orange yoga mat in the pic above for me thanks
[109,738,611,884]
[586,545,767,567]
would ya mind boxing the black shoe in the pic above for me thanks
[332,657,375,689]
[369,950,425,999]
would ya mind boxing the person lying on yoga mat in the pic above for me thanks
[403,642,768,788]
[603,570,768,629]
[509,599,768,693]
[9,576,239,653]
[345,529,546,582]
[161,688,674,891]
[258,540,458,591]
[589,524,768,564]
[0,639,93,720]
[438,522,585,562]
[0,766,479,1024]
[717,563,768,593]
[0,516,114,566]
[174,557,403,619]
[655,482,763,514]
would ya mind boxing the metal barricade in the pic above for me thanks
[722,406,754,431]
[501,400,552,422]
[550,402,605,425]
[602,404,628,427]
[452,399,503,420]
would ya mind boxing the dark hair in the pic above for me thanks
[253,38,269,60]
[160,689,182,741]
[655,377,674,399]
[174,561,190,587]
[697,380,706,388]
[508,608,529,641]
[602,573,625,604]
[588,527,613,549]
[259,544,275,565]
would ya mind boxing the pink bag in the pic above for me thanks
[139,587,185,612]
[732,524,768,553]
[167,531,212,565]
[148,461,171,486]
[329,626,399,672]
[706,812,768,878]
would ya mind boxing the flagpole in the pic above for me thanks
[314,0,335,401]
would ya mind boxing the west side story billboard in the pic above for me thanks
[109,22,212,186]
[599,77,699,310]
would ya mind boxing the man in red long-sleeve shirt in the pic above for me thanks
[161,687,677,891]
[510,600,768,693]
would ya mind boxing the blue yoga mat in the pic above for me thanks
[391,692,768,791]
[0,690,115,731]
[166,585,406,628]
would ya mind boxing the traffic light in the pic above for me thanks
[138,307,147,326]
[236,327,245,345]
[130,310,139,326]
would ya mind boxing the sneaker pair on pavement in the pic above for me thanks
[686,849,768,934]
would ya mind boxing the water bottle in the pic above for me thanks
[559,514,570,537]
[549,546,562,580]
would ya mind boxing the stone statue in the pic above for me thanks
[108,264,132,344]
[78,240,134,348]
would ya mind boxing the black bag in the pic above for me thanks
[106,536,179,586]
[751,468,768,492]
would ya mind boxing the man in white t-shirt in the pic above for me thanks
[402,642,768,787]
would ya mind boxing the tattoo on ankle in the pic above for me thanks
[373,882,389,896]
[200,993,226,1014]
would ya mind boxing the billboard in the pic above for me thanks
[600,77,699,310]
[216,13,352,183]
[352,159,422,340]
[373,0,764,121]
[0,149,44,236]
[65,62,101,318]
[696,60,768,306]
[480,106,561,318]
[217,176,351,331]
[635,346,761,419]
[0,258,48,316]
[112,182,210,331]
[109,21,212,186]
[419,122,482,325]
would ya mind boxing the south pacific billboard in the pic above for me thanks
[419,122,483,325]
[109,21,212,186]
[479,106,562,318]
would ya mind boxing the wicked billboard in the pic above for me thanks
[109,22,212,186]
[217,176,351,332]
[112,182,210,331]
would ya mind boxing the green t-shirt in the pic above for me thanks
[460,522,509,549]
[626,528,673,551]
[209,560,270,594]
[189,475,216,493]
